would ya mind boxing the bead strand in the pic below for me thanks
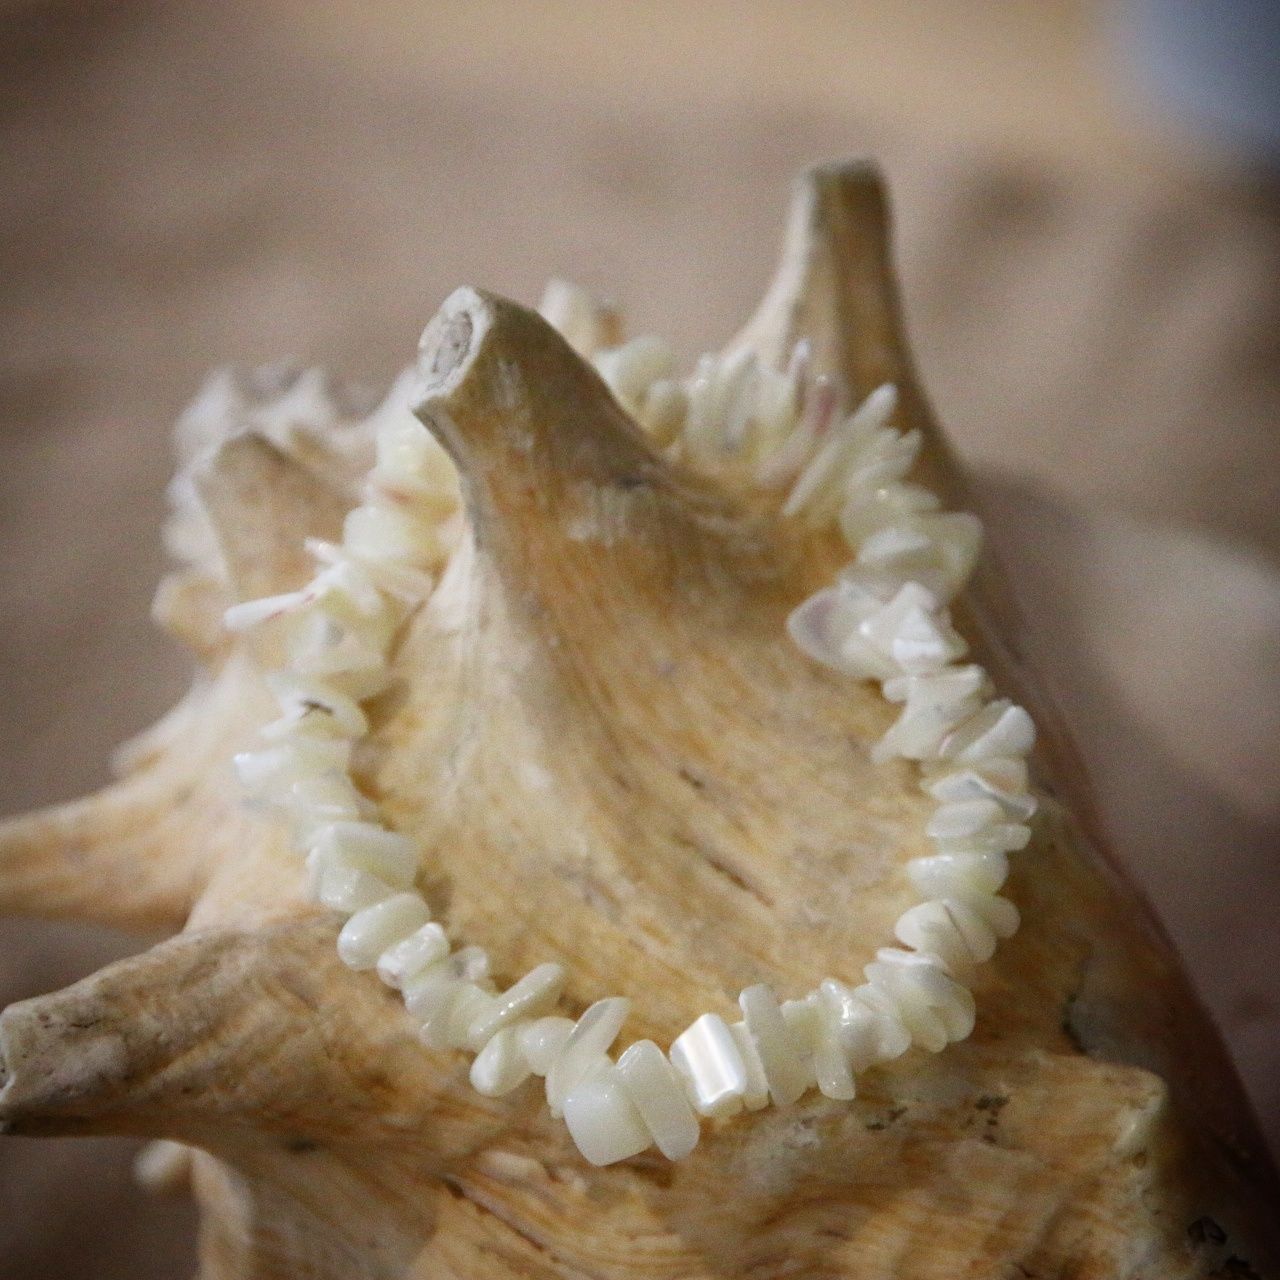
[221,282,1038,1167]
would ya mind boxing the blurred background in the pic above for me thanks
[1,1,1278,1274]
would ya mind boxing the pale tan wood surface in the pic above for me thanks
[2,2,1277,1275]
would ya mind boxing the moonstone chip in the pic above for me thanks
[668,1013,750,1119]
[616,1040,700,1161]
[562,1061,653,1167]
[337,892,431,970]
[545,998,630,1117]
[738,984,812,1106]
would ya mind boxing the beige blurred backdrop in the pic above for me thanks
[2,2,1278,1275]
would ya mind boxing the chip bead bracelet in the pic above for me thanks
[225,282,1037,1167]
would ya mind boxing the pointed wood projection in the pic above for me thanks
[2,162,1276,1278]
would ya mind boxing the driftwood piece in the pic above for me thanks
[1,161,1276,1278]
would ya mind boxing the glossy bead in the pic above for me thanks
[562,1060,653,1167]
[616,1039,701,1161]
[467,962,566,1049]
[669,1013,750,1119]
[518,1017,575,1075]
[376,921,450,988]
[307,821,419,889]
[337,893,431,970]
[545,998,630,1117]
[470,1026,532,1097]
[738,984,812,1106]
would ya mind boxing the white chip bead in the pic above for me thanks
[727,1020,770,1111]
[907,850,1010,898]
[313,860,395,915]
[268,673,369,737]
[307,821,419,889]
[537,278,619,357]
[926,800,1031,854]
[287,614,389,700]
[337,892,431,970]
[470,1026,533,1097]
[466,962,567,1048]
[545,997,630,1117]
[223,588,311,632]
[401,946,490,1022]
[940,699,1036,762]
[854,511,982,603]
[562,1059,653,1167]
[846,426,922,492]
[783,383,897,520]
[259,704,349,743]
[860,583,967,675]
[288,776,372,841]
[893,898,1000,971]
[405,947,495,1050]
[668,1013,751,1119]
[931,829,1032,858]
[737,984,812,1106]
[864,948,976,1053]
[422,981,497,1051]
[639,379,688,445]
[787,583,885,680]
[309,549,398,618]
[233,737,351,792]
[616,1039,701,1161]
[371,404,455,503]
[376,921,450,988]
[922,757,1036,821]
[839,480,938,545]
[793,993,855,1105]
[308,539,433,605]
[965,893,1021,939]
[594,335,676,414]
[926,798,1007,838]
[875,666,989,763]
[518,1017,575,1075]
[344,502,441,567]
[815,978,910,1073]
